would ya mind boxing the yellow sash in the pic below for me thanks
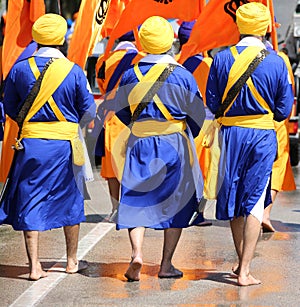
[128,63,169,115]
[112,63,192,181]
[19,57,85,166]
[132,64,192,162]
[25,57,74,122]
[132,64,174,121]
[131,120,186,137]
[222,46,264,105]
[218,46,274,129]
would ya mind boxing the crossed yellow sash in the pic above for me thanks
[130,64,186,129]
[202,47,274,199]
[132,64,194,160]
[111,63,193,181]
[218,46,274,130]
[19,57,85,166]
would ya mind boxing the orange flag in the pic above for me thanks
[179,0,277,64]
[101,0,130,38]
[103,0,202,60]
[2,0,45,79]
[68,0,128,68]
[67,0,102,68]
[263,0,278,51]
[0,0,45,183]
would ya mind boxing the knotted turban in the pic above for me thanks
[32,13,67,46]
[236,2,271,36]
[139,16,174,54]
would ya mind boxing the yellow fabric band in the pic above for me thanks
[25,58,74,122]
[23,58,84,165]
[230,47,272,114]
[21,121,79,140]
[129,63,168,114]
[28,58,68,121]
[20,121,84,166]
[133,64,175,121]
[28,57,40,79]
[131,119,193,165]
[131,119,186,137]
[219,113,274,129]
[131,64,193,164]
[222,46,264,111]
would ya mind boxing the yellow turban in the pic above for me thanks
[138,16,174,54]
[32,13,67,46]
[236,2,271,36]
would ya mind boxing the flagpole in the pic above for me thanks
[133,27,142,51]
[57,0,62,15]
[268,0,278,51]
[201,0,207,57]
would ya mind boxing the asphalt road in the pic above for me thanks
[0,1,299,306]
[0,164,299,307]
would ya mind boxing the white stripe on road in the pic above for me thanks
[10,222,114,307]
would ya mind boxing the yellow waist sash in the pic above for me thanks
[131,119,186,137]
[20,121,84,166]
[219,113,274,129]
[131,119,193,164]
[21,121,79,139]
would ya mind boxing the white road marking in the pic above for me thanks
[10,222,114,307]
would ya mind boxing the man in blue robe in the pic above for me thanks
[206,3,294,286]
[0,14,96,280]
[114,16,206,281]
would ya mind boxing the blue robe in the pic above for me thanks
[0,49,96,231]
[206,38,294,220]
[115,54,206,229]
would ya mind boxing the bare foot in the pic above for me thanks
[231,264,240,277]
[195,220,212,227]
[158,265,183,279]
[29,263,48,281]
[262,221,275,233]
[238,273,262,286]
[103,210,118,223]
[66,260,88,274]
[124,257,143,282]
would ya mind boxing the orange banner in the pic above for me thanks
[265,0,278,51]
[68,0,102,68]
[0,0,45,183]
[101,0,130,38]
[68,0,129,69]
[103,0,202,60]
[179,0,277,64]
[2,0,45,79]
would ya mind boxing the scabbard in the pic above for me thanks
[0,149,17,204]
[188,197,207,226]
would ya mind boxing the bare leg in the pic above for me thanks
[262,190,277,232]
[125,227,145,281]
[103,178,120,222]
[237,214,262,286]
[107,177,120,212]
[64,224,87,273]
[158,228,183,278]
[23,231,47,281]
[230,216,244,275]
